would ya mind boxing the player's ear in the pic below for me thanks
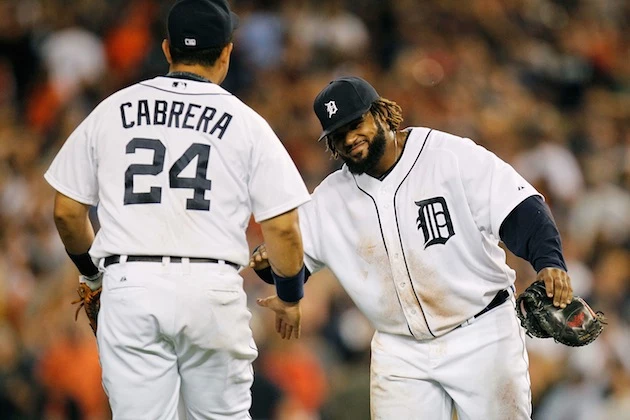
[162,39,173,65]
[219,42,233,64]
[215,43,233,84]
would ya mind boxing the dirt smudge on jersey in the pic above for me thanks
[357,237,404,323]
[406,251,465,331]
[357,238,378,280]
[495,377,521,419]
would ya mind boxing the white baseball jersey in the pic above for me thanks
[45,76,310,266]
[299,127,540,339]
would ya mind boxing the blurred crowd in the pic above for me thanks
[0,0,629,419]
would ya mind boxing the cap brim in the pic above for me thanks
[317,108,368,141]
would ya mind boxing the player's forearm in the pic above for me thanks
[499,195,567,272]
[53,192,95,254]
[259,209,305,277]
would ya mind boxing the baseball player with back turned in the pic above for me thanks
[252,76,575,419]
[44,0,311,419]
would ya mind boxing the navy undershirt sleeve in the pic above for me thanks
[499,195,567,272]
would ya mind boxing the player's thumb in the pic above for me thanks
[256,296,273,308]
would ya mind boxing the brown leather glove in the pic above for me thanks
[72,279,102,336]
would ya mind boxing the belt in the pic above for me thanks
[460,288,510,328]
[103,255,239,270]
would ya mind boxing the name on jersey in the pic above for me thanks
[120,100,232,139]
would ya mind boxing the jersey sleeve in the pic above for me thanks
[44,115,99,205]
[297,199,326,274]
[247,115,310,222]
[448,135,541,239]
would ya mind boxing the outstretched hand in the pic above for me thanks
[257,295,301,340]
[537,267,573,308]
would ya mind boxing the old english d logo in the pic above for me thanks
[415,197,455,248]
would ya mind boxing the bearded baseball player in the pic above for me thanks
[44,0,310,419]
[251,76,576,419]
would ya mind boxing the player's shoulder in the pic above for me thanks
[423,128,509,174]
[299,169,346,217]
[70,83,141,129]
[321,166,352,187]
[309,167,353,202]
[420,128,488,165]
[425,128,478,151]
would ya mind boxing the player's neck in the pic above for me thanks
[168,64,224,84]
[369,130,408,178]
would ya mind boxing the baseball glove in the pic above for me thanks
[72,281,102,336]
[516,280,606,347]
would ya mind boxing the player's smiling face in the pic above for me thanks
[330,112,387,175]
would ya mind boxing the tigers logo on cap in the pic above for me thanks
[313,76,380,141]
[325,101,338,118]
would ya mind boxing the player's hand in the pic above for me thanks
[257,295,301,340]
[536,267,573,308]
[79,270,104,291]
[249,243,270,271]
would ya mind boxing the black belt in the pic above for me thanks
[103,255,239,270]
[472,289,510,320]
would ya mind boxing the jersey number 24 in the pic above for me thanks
[124,138,212,211]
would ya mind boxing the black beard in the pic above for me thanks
[342,125,387,175]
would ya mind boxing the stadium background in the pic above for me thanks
[0,0,629,418]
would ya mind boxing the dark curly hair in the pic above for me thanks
[325,97,403,158]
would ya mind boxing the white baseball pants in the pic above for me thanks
[370,295,531,419]
[97,258,257,420]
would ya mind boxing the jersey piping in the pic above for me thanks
[353,177,413,335]
[378,129,412,181]
[352,178,389,259]
[352,129,432,338]
[393,129,434,337]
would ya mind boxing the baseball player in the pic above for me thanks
[44,1,310,419]
[252,76,574,419]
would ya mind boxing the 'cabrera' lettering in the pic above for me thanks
[119,100,233,139]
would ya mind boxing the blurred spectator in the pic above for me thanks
[568,173,630,256]
[0,321,44,419]
[236,0,287,71]
[40,24,106,102]
[0,0,41,113]
[288,0,369,67]
[103,0,156,88]
[514,123,585,207]
[37,326,108,419]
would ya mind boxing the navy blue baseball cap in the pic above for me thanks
[167,0,239,50]
[313,76,380,141]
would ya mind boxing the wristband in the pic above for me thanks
[272,265,305,303]
[67,251,99,277]
[256,265,311,285]
[254,266,274,285]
